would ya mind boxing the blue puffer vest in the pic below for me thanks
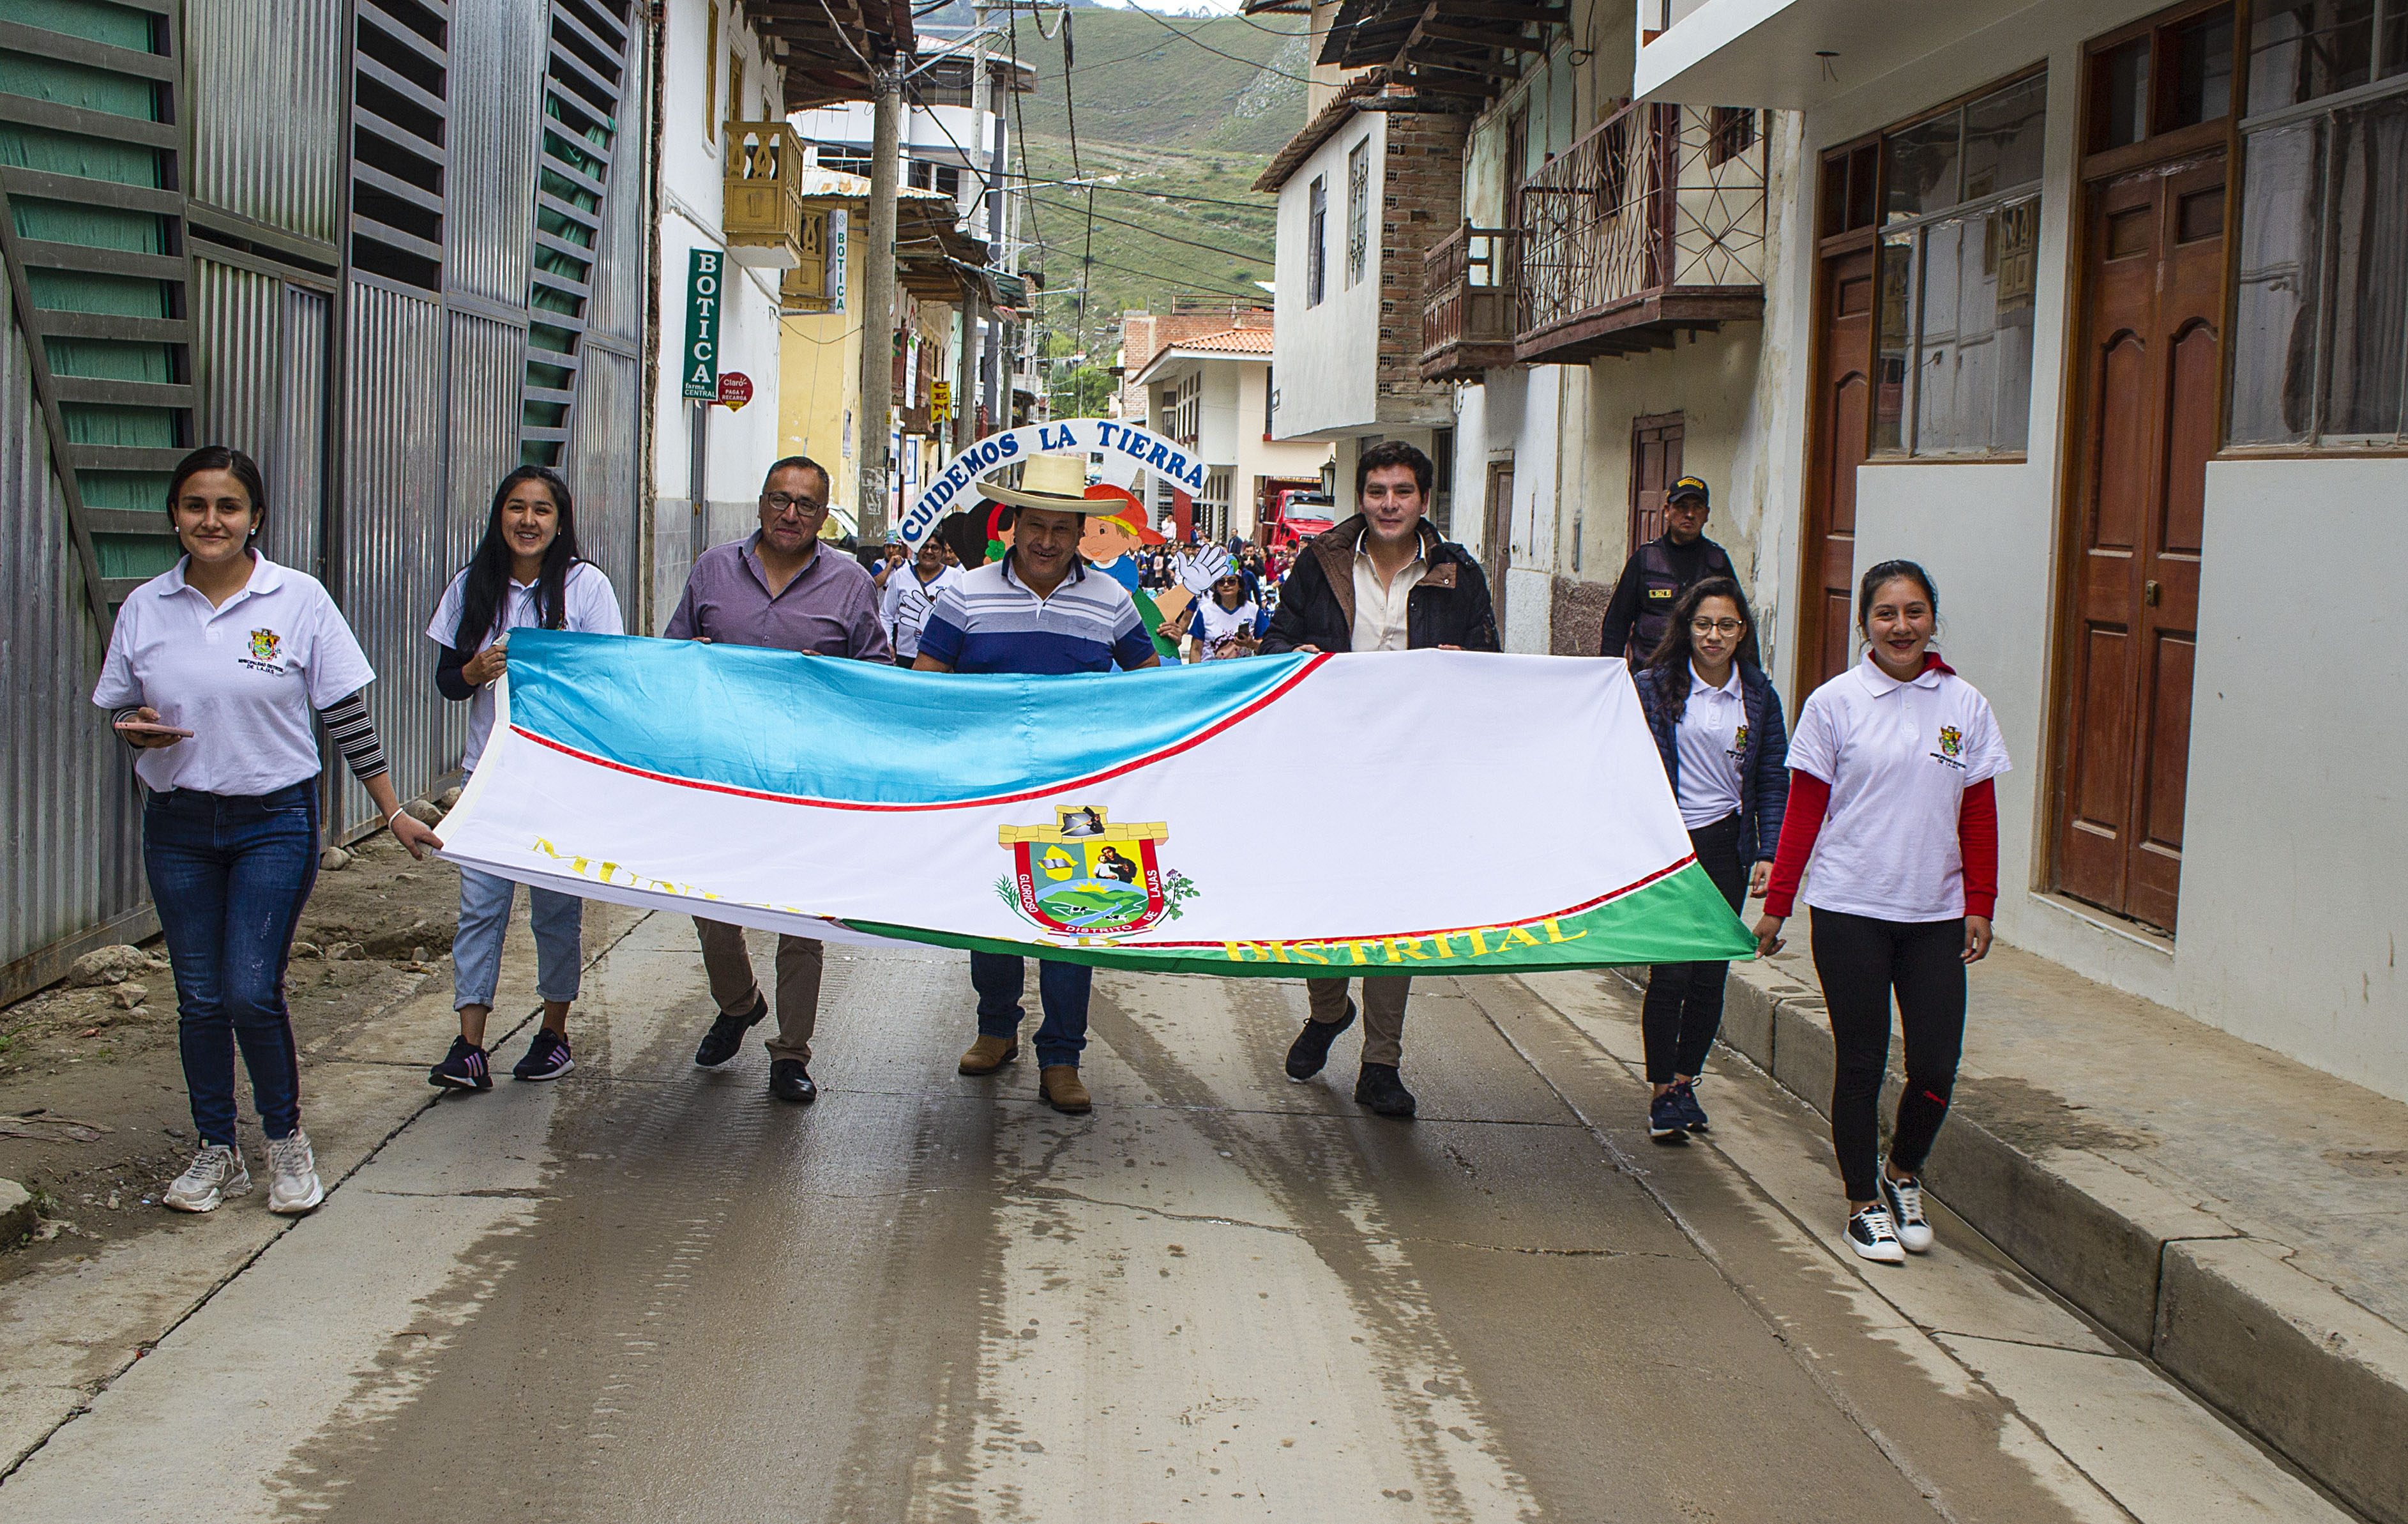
[1632,660,1791,864]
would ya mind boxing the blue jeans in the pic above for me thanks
[143,781,319,1146]
[451,867,584,1010]
[969,952,1091,1069]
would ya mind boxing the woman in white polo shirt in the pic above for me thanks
[1754,560,2006,1265]
[94,446,443,1217]
[423,466,621,1090]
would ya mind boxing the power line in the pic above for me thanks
[1026,194,1269,263]
[1125,5,1317,85]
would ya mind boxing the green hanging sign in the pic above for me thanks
[682,248,723,400]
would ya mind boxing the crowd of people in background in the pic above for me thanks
[95,436,2003,1272]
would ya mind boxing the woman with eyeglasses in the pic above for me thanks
[423,466,623,1091]
[1630,576,1789,1144]
[95,446,442,1216]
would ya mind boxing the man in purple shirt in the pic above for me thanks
[665,456,891,1105]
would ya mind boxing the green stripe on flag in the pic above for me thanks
[845,860,1755,977]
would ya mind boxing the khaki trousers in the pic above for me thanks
[1306,975,1412,1067]
[693,918,823,1063]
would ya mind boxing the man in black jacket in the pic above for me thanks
[1258,440,1498,1118]
[1598,475,1736,660]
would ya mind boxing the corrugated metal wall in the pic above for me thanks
[570,346,642,621]
[1,298,148,978]
[447,0,547,306]
[5,0,655,981]
[339,282,451,836]
[184,0,345,243]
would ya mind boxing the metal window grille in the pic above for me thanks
[1307,175,1327,307]
[351,0,451,291]
[523,0,637,466]
[1345,138,1369,287]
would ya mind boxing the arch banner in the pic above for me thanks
[897,420,1208,547]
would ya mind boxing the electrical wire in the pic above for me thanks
[1124,5,1316,85]
[1026,194,1268,263]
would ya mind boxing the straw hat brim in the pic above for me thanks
[980,480,1098,512]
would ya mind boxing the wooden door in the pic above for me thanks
[1801,247,1874,692]
[1630,412,1684,549]
[1484,459,1514,637]
[2056,156,2223,931]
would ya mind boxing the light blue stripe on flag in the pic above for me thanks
[504,629,1311,806]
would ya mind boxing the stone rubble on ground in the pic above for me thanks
[111,984,147,1011]
[0,1178,34,1242]
[319,846,352,872]
[68,946,160,987]
[401,800,444,827]
[324,941,367,961]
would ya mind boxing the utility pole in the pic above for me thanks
[958,17,987,453]
[985,4,1008,433]
[855,69,901,540]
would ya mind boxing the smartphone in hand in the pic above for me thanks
[114,719,195,740]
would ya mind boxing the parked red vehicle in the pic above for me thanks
[1258,482,1335,550]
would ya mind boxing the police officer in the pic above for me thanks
[1599,475,1737,661]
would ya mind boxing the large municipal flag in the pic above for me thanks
[435,630,1755,975]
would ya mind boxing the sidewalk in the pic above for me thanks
[1673,928,2408,1524]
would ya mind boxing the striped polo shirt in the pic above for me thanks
[918,556,1155,674]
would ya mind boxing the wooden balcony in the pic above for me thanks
[1420,225,1520,381]
[1514,101,1766,365]
[723,120,807,269]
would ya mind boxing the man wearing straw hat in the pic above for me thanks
[914,454,1160,1115]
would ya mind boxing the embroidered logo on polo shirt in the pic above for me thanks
[1929,724,1967,770]
[239,629,286,674]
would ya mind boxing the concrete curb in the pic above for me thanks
[1692,961,2408,1524]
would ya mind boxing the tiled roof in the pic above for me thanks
[1180,328,1276,354]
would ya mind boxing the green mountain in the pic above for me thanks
[967,7,1304,362]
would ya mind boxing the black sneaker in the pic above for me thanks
[693,994,768,1068]
[429,1037,492,1091]
[513,1028,573,1081]
[1285,1000,1356,1081]
[1845,1203,1908,1265]
[1669,1078,1710,1132]
[1353,1062,1417,1118]
[1648,1090,1688,1143]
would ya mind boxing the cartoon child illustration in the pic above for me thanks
[1079,484,1192,662]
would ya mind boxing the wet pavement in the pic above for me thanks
[0,913,2352,1523]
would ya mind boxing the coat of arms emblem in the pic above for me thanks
[248,629,281,664]
[1938,724,1964,759]
[997,805,1193,941]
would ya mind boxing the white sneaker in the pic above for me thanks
[164,1143,251,1213]
[1845,1203,1907,1265]
[265,1130,324,1215]
[1879,1170,1935,1254]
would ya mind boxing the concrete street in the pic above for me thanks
[0,913,2351,1523]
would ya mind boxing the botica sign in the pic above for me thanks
[895,420,1211,548]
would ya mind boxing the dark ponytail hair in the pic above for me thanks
[165,446,268,545]
[453,466,582,653]
[1644,575,1762,725]
[1856,559,1937,638]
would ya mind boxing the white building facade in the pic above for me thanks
[1131,329,1336,543]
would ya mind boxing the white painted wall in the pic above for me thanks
[1271,113,1384,440]
[2182,457,2408,1100]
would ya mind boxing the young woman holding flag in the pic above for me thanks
[96,446,441,1215]
[424,466,622,1090]
[1753,560,2007,1265]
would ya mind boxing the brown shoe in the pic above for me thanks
[1039,1065,1092,1115]
[959,1035,1019,1075]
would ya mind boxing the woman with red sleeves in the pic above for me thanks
[1753,560,2007,1265]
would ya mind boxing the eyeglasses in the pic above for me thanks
[764,493,824,514]
[1690,617,1746,635]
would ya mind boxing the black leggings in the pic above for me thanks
[1641,813,1746,1084]
[1810,908,1965,1202]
